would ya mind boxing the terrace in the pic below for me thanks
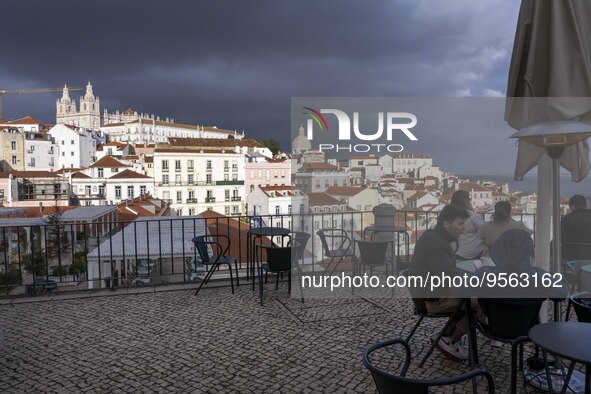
[0,210,567,393]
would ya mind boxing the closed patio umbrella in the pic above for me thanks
[505,0,591,388]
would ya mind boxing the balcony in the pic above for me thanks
[231,196,241,201]
[206,167,212,172]
[0,210,539,394]
[205,197,216,202]
[162,168,169,173]
[175,168,181,172]
[224,167,229,172]
[216,180,244,186]
[186,198,198,203]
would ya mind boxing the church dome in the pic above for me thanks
[292,125,311,154]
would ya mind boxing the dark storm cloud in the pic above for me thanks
[1,0,521,172]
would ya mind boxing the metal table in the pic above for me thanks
[529,322,591,394]
[247,227,290,290]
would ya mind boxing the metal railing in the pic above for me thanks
[0,209,536,296]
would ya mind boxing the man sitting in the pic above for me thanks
[561,195,591,262]
[410,204,482,362]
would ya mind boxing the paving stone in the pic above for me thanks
[0,286,575,393]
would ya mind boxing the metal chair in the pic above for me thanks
[316,229,355,275]
[356,240,390,276]
[476,298,544,394]
[400,269,466,368]
[564,259,591,292]
[256,245,292,305]
[363,338,495,394]
[192,235,239,295]
[289,231,310,263]
[568,291,591,323]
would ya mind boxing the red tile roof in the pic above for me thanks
[90,156,130,168]
[71,172,92,179]
[307,192,346,207]
[5,116,43,125]
[25,206,78,218]
[109,169,151,179]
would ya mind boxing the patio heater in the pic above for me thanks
[511,121,591,390]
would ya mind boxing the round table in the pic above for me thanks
[529,322,591,394]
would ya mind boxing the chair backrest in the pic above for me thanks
[193,235,210,263]
[316,229,350,255]
[265,246,292,273]
[399,269,429,314]
[290,231,311,260]
[480,298,543,340]
[571,292,591,323]
[363,339,426,394]
[357,240,389,266]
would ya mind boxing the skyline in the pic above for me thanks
[0,0,548,175]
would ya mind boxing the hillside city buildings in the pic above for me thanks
[0,82,550,291]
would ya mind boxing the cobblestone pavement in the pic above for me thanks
[0,284,565,393]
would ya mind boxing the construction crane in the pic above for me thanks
[0,86,83,121]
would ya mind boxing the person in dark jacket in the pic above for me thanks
[409,204,477,362]
[561,195,591,262]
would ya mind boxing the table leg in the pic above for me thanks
[542,349,555,394]
[465,298,479,366]
[560,360,576,394]
[585,364,590,394]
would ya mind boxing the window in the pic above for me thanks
[175,175,181,185]
[188,160,194,170]
[85,186,91,195]
[206,160,212,170]
[225,206,231,215]
[176,191,182,202]
[275,206,280,215]
[206,174,212,184]
[266,170,270,180]
[162,191,170,200]
[225,189,230,201]
[99,185,105,196]
[61,140,65,145]
[232,174,238,181]
[127,185,134,197]
[232,161,238,170]
[30,158,35,167]
[188,190,194,200]
[175,160,181,171]
[140,185,146,195]
[300,204,304,213]
[98,168,104,177]
[232,206,239,214]
[11,156,16,165]
[162,174,169,185]
[224,160,229,171]
[188,208,195,216]
[250,185,255,192]
[61,152,65,157]
[11,141,16,151]
[112,167,119,173]
[162,160,169,171]
[334,179,338,186]
[257,170,262,178]
[250,170,255,178]
[71,140,75,145]
[71,152,74,156]
[188,174,194,185]
[31,145,35,152]
[273,170,278,179]
[115,186,121,199]
[224,174,229,181]
[288,205,292,214]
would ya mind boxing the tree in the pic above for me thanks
[259,139,283,155]
[46,197,71,259]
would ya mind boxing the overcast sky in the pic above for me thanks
[0,0,524,174]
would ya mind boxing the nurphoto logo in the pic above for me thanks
[302,107,418,153]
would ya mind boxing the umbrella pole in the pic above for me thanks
[550,148,564,372]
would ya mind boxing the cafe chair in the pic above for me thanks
[192,235,239,296]
[564,259,591,293]
[399,269,466,368]
[356,240,390,276]
[476,298,543,394]
[567,291,591,323]
[363,338,495,394]
[317,229,355,275]
[256,245,292,305]
[289,231,311,263]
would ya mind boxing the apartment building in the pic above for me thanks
[153,138,265,216]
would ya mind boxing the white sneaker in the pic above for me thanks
[491,340,503,348]
[434,335,468,362]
